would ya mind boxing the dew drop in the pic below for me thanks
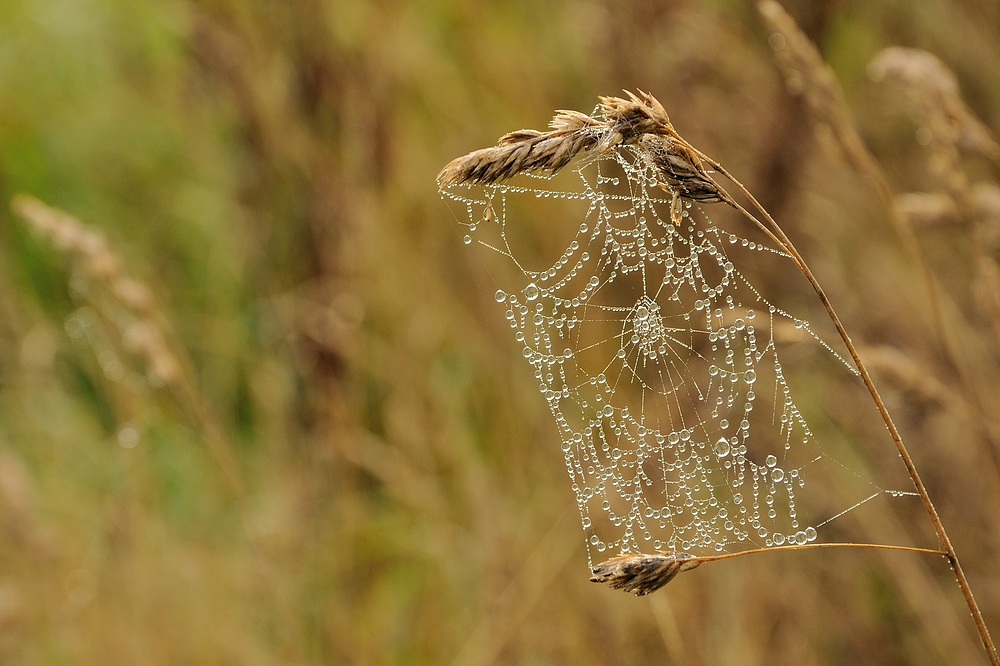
[494,289,507,303]
[714,438,730,457]
[766,455,777,468]
[805,527,817,542]
[771,468,784,482]
[524,283,540,300]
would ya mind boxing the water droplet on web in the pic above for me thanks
[714,438,730,457]
[524,283,539,300]
[463,235,472,244]
[766,455,777,468]
[771,468,784,482]
[635,305,649,321]
[805,527,817,541]
[495,289,507,302]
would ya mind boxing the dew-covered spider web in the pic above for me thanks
[440,144,916,562]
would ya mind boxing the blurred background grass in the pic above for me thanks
[1,0,999,663]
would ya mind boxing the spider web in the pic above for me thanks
[441,144,912,561]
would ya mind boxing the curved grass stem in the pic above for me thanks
[692,153,1000,666]
[690,542,947,565]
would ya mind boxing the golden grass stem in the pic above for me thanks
[758,0,1000,479]
[699,156,1000,666]
[689,542,947,565]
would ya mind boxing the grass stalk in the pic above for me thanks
[700,155,1000,666]
[689,542,947,564]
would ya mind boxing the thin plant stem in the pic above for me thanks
[756,0,1000,477]
[689,542,947,565]
[693,153,1000,666]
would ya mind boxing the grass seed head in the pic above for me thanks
[590,552,701,596]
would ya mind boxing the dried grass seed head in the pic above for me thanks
[437,89,729,213]
[872,47,1000,160]
[598,90,672,143]
[639,133,725,204]
[590,552,701,597]
[436,109,603,187]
